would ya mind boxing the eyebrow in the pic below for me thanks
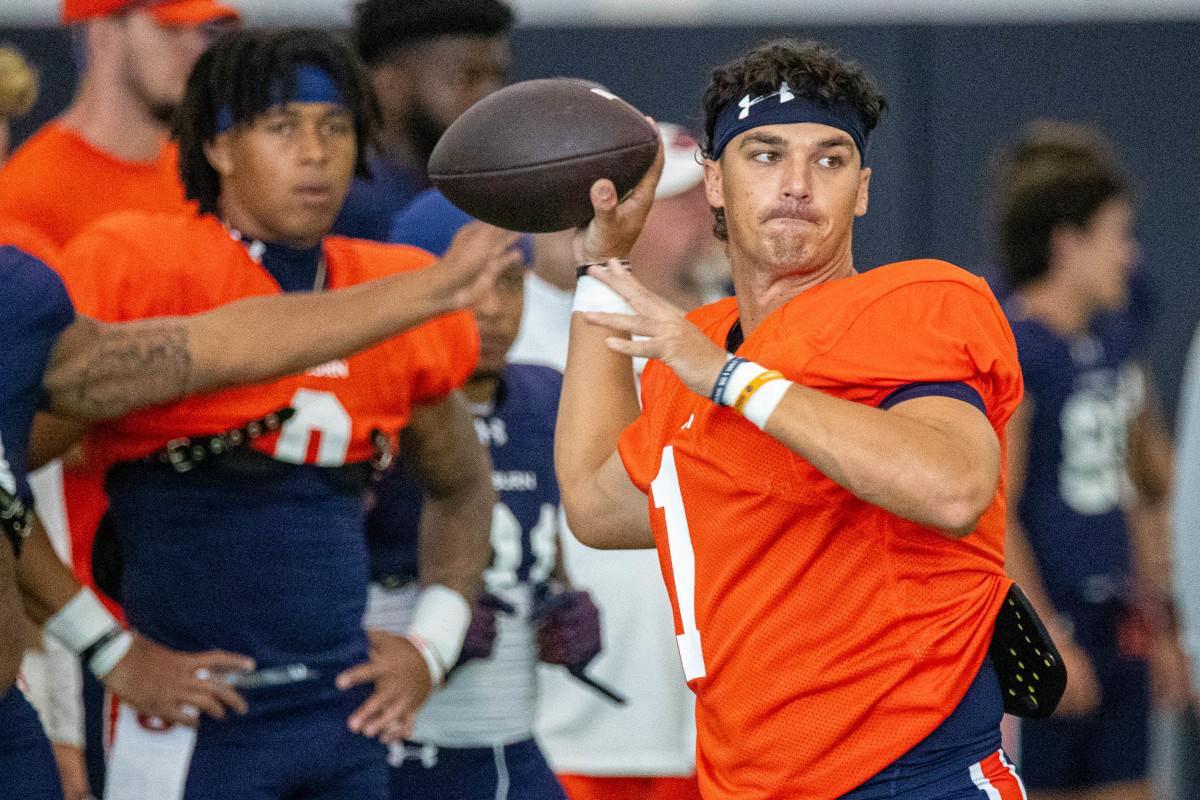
[738,132,787,149]
[818,136,855,150]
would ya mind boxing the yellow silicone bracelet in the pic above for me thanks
[733,370,784,415]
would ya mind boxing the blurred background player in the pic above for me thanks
[0,44,36,162]
[0,0,238,246]
[40,28,514,799]
[995,121,1188,800]
[362,189,597,800]
[335,0,512,241]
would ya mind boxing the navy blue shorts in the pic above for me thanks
[0,686,65,800]
[388,737,567,800]
[844,657,1025,800]
[1019,657,1150,790]
[183,686,387,800]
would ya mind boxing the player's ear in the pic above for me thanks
[855,167,871,218]
[703,158,725,211]
[203,133,234,177]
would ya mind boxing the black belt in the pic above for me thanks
[145,407,295,473]
[0,484,32,558]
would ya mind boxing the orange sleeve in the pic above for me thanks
[801,279,1024,427]
[402,311,481,405]
[617,360,669,493]
[57,219,189,322]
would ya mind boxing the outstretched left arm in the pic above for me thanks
[582,264,1000,537]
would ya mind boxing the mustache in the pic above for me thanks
[761,203,821,225]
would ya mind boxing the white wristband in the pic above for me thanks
[741,376,791,430]
[719,360,769,407]
[572,275,633,316]
[43,587,131,679]
[405,585,471,688]
[44,587,118,655]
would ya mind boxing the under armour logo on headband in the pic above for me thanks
[737,82,796,120]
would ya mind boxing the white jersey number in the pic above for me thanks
[650,446,706,681]
[485,502,558,590]
[273,389,353,466]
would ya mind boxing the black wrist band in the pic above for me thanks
[80,624,125,670]
[711,357,746,405]
[576,260,631,279]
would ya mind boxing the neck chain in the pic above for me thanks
[225,224,327,292]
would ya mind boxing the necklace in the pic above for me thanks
[225,224,327,292]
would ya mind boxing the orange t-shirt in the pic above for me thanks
[0,122,190,249]
[617,260,1023,800]
[0,220,61,267]
[57,212,478,589]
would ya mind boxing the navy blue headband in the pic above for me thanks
[710,82,868,164]
[216,64,346,135]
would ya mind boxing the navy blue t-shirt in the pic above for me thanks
[332,151,425,242]
[1009,311,1137,644]
[366,363,563,588]
[0,245,75,509]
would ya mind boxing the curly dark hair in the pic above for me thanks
[993,120,1131,290]
[701,38,887,241]
[354,0,514,67]
[175,28,379,216]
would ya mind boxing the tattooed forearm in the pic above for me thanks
[42,317,198,420]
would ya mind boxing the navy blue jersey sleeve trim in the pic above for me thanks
[878,381,986,415]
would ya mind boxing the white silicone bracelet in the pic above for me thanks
[719,360,769,407]
[406,585,471,687]
[741,377,792,430]
[87,631,133,679]
[572,275,634,316]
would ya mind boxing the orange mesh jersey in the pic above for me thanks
[56,212,478,579]
[618,260,1023,800]
[0,123,190,248]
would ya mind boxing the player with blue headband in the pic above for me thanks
[46,28,520,800]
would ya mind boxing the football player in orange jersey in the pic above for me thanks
[34,28,507,800]
[556,38,1031,800]
[0,165,518,800]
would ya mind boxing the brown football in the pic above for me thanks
[428,79,659,233]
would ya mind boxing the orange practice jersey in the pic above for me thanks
[617,260,1024,800]
[0,220,62,267]
[56,212,477,577]
[0,123,190,249]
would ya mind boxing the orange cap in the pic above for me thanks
[62,0,240,25]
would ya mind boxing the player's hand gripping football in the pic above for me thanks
[337,629,431,742]
[576,119,665,263]
[432,222,524,312]
[102,632,253,727]
[582,262,730,399]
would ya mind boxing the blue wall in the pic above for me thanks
[4,21,1198,417]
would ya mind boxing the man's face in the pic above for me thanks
[206,102,357,246]
[119,11,231,124]
[392,35,509,156]
[704,122,870,277]
[1062,198,1137,312]
[472,262,525,378]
